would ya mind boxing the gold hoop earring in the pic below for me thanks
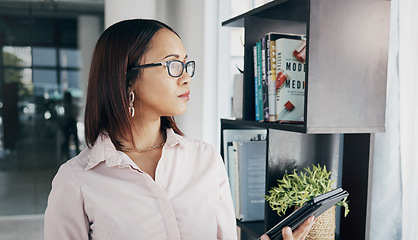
[129,91,135,117]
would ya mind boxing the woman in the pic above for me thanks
[44,19,313,240]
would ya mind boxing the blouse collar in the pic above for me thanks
[84,128,186,171]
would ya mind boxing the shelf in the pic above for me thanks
[222,0,390,134]
[222,0,308,27]
[221,0,391,239]
[221,119,306,133]
[236,220,264,238]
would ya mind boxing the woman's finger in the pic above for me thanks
[299,219,314,240]
[260,234,270,240]
[282,226,294,240]
[292,216,315,239]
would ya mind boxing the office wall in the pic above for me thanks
[78,15,103,124]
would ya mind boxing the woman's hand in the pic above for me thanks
[260,216,315,240]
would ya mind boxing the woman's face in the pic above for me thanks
[133,28,192,120]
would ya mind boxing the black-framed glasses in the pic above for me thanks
[130,60,195,78]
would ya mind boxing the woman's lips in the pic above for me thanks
[179,91,190,100]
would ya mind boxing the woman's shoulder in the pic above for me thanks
[55,149,90,178]
[50,155,86,190]
[170,129,217,153]
[52,144,108,189]
[60,133,117,172]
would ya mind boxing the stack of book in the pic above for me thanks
[253,33,306,123]
[223,129,267,222]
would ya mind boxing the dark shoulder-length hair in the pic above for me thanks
[85,19,183,148]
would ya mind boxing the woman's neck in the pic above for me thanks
[120,117,166,150]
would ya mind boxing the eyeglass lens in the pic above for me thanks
[168,60,195,77]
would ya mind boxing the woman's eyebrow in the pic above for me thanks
[161,54,188,61]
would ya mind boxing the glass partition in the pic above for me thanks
[0,2,103,238]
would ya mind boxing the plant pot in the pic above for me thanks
[306,206,336,240]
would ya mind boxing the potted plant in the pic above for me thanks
[264,164,349,240]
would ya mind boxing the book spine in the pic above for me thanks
[253,44,260,121]
[227,142,237,211]
[256,41,263,122]
[268,37,277,122]
[261,36,269,121]
[232,141,240,218]
[275,39,283,120]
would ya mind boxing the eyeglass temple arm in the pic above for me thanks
[129,62,163,70]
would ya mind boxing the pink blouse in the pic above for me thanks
[44,129,237,240]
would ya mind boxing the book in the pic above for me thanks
[264,33,303,122]
[275,38,306,122]
[266,34,275,122]
[232,73,243,119]
[261,36,269,121]
[222,129,267,170]
[259,188,349,240]
[222,129,267,219]
[226,142,237,210]
[231,141,240,217]
[256,41,263,121]
[253,44,261,121]
[235,140,266,222]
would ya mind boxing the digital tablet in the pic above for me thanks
[259,188,349,240]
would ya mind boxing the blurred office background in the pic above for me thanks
[0,0,272,239]
[0,0,417,240]
[0,1,102,239]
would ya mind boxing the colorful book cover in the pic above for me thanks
[256,41,263,122]
[267,35,275,122]
[261,36,269,121]
[275,38,306,122]
[253,44,260,121]
[265,33,303,122]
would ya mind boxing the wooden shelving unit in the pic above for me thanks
[221,0,391,239]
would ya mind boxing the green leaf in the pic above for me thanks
[265,163,350,217]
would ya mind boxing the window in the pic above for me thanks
[0,5,103,218]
